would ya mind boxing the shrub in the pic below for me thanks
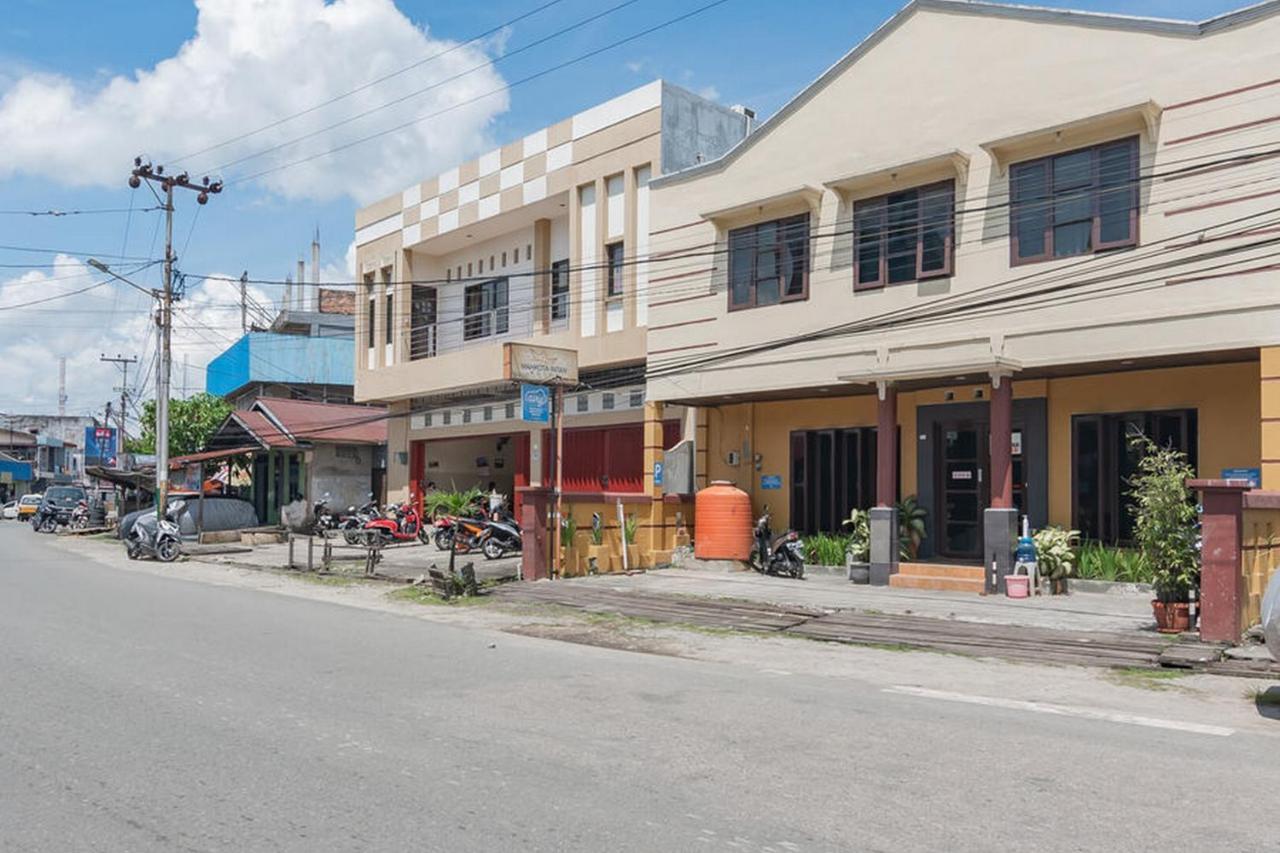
[896,495,927,560]
[560,510,577,549]
[842,508,870,563]
[1077,542,1153,584]
[1031,526,1080,581]
[623,513,639,546]
[1127,436,1198,603]
[805,533,852,566]
[424,487,483,519]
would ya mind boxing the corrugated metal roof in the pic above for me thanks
[253,398,387,445]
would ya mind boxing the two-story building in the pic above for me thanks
[647,0,1280,589]
[354,81,750,558]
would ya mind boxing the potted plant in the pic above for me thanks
[896,495,927,560]
[1031,526,1080,594]
[842,508,871,584]
[586,512,610,574]
[559,511,578,577]
[622,513,640,569]
[1128,436,1199,633]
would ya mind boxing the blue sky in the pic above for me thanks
[0,0,1248,417]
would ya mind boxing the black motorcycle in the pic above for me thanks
[33,503,72,534]
[340,494,381,545]
[479,512,522,560]
[749,507,805,580]
[310,493,340,536]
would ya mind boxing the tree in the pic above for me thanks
[125,393,233,457]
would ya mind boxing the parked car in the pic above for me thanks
[17,494,42,519]
[2,501,17,520]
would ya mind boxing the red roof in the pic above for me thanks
[253,398,387,446]
[232,409,295,447]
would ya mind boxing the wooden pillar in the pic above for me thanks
[876,382,898,507]
[989,373,1013,510]
[266,450,277,525]
[642,401,668,563]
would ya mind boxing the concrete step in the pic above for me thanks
[897,562,985,581]
[889,573,986,593]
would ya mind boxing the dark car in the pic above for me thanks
[33,485,88,530]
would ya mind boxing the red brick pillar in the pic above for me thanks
[518,487,550,581]
[989,375,1013,510]
[876,383,898,507]
[1189,479,1249,643]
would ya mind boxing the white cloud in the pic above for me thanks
[696,85,720,101]
[0,257,274,417]
[0,0,510,204]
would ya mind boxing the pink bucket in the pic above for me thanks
[1005,574,1030,599]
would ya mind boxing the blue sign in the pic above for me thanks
[84,426,118,467]
[653,461,664,487]
[521,383,550,423]
[760,474,782,490]
[1222,467,1261,487]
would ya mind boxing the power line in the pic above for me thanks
[227,0,735,186]
[173,0,567,166]
[0,206,164,216]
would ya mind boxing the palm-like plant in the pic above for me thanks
[896,495,927,560]
[424,487,483,519]
[560,511,577,549]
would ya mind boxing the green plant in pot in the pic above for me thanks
[559,510,578,576]
[1032,526,1079,593]
[842,508,870,564]
[895,495,927,561]
[1127,436,1199,633]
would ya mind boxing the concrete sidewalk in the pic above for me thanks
[187,535,523,583]
[560,568,1157,634]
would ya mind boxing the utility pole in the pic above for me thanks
[239,270,248,333]
[128,158,222,516]
[58,357,67,417]
[100,353,137,448]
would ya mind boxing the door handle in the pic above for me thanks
[977,468,983,484]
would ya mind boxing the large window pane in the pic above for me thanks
[886,189,918,284]
[919,184,952,274]
[855,201,884,286]
[1012,162,1048,260]
[1054,220,1092,257]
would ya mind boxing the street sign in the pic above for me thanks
[504,342,579,384]
[653,461,664,487]
[761,474,782,490]
[521,383,551,423]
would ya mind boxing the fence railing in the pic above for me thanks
[403,307,535,361]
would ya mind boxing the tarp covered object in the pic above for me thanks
[118,498,259,540]
[1263,569,1280,663]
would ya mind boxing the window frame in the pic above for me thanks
[462,277,510,342]
[1009,136,1140,266]
[726,212,811,312]
[853,179,955,291]
[605,241,625,298]
[550,259,571,321]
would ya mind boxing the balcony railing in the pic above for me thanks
[404,305,535,361]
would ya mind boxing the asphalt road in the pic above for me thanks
[3,522,1278,852]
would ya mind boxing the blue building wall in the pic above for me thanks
[205,333,354,397]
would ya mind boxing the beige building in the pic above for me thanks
[646,0,1280,587]
[353,81,749,564]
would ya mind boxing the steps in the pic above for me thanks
[889,561,985,593]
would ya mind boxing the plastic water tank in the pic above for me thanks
[694,481,753,561]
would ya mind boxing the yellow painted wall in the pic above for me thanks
[701,362,1261,534]
[1263,347,1280,490]
[1045,362,1260,527]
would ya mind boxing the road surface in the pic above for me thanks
[2,522,1278,852]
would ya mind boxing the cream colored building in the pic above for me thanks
[353,81,749,539]
[646,0,1280,582]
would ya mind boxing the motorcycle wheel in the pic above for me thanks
[482,538,505,560]
[343,529,361,546]
[791,561,805,580]
[748,545,765,573]
[434,529,453,551]
[40,517,57,534]
[157,538,181,563]
[417,525,432,545]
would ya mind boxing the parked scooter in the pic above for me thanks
[478,511,522,560]
[33,503,72,534]
[434,514,487,554]
[126,500,185,562]
[341,494,381,544]
[363,499,428,545]
[69,499,91,530]
[310,493,341,536]
[749,506,805,580]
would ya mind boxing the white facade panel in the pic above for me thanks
[402,183,421,209]
[500,162,524,190]
[458,181,480,205]
[420,196,439,218]
[438,208,459,233]
[571,80,662,139]
[479,148,501,176]
[634,165,651,327]
[550,215,569,261]
[606,174,624,239]
[478,194,500,220]
[355,214,400,247]
[546,142,573,173]
[522,175,547,205]
[402,222,422,247]
[522,128,548,157]
[437,167,459,193]
[579,183,597,338]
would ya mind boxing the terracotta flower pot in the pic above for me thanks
[1152,600,1191,634]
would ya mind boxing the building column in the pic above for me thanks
[1263,346,1280,490]
[642,401,669,566]
[869,382,899,585]
[1190,480,1249,642]
[983,371,1019,594]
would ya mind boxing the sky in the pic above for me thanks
[0,0,1249,427]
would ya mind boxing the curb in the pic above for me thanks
[1069,578,1153,596]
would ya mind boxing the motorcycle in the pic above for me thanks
[341,494,381,545]
[363,499,429,545]
[478,512,522,560]
[33,503,72,534]
[749,506,805,580]
[434,514,487,554]
[310,493,341,536]
[126,501,185,562]
[69,499,90,530]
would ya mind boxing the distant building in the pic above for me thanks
[1,415,98,488]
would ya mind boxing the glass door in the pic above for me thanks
[937,421,988,560]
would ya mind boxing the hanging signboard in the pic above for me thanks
[521,383,551,423]
[504,342,579,385]
[84,426,118,467]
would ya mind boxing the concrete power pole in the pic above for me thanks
[128,158,222,516]
[311,227,320,312]
[58,357,67,416]
[100,354,137,447]
[240,271,248,333]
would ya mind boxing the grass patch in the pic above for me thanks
[296,572,362,587]
[1104,666,1188,691]
[387,585,493,607]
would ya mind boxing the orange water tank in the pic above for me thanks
[694,481,754,560]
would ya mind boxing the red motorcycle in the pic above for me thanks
[364,499,430,544]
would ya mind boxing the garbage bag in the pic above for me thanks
[1263,569,1280,663]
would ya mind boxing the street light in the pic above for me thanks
[88,259,153,296]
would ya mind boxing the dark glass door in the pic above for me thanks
[938,421,988,560]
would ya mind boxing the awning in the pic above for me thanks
[169,445,260,469]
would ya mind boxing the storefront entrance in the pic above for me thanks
[937,420,988,560]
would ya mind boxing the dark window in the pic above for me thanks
[602,392,615,411]
[483,406,492,422]
[385,291,393,346]
[442,410,451,426]
[424,413,433,427]
[505,403,515,419]
[410,285,437,360]
[629,389,643,408]
[606,242,624,298]
[728,213,809,310]
[576,394,589,413]
[463,278,509,341]
[789,427,886,535]
[1010,136,1139,264]
[462,409,472,424]
[1072,408,1197,544]
[501,251,507,268]
[551,259,570,321]
[854,181,954,290]
[363,274,375,349]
